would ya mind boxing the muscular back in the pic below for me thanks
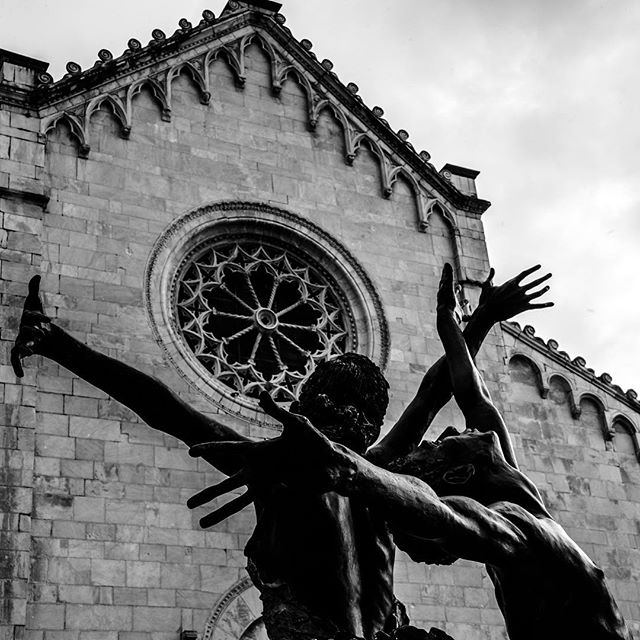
[487,503,632,640]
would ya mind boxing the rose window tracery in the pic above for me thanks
[174,241,350,402]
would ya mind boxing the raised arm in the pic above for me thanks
[12,276,250,474]
[367,265,552,466]
[436,264,548,468]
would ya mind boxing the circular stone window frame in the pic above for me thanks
[144,201,390,425]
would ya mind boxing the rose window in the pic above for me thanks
[174,241,351,402]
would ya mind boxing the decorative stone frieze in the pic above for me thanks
[2,3,489,234]
[503,321,640,461]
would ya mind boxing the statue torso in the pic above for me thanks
[246,488,397,640]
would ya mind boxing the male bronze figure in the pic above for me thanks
[12,266,551,640]
[191,265,632,640]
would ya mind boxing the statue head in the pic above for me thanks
[293,353,389,454]
[391,428,548,516]
[388,427,548,565]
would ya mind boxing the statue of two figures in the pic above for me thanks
[11,266,633,640]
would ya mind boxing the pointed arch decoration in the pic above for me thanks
[42,111,90,158]
[422,199,460,235]
[508,353,549,399]
[387,167,427,231]
[275,64,315,106]
[205,43,246,89]
[310,100,354,160]
[36,24,474,252]
[85,94,131,139]
[166,61,211,105]
[349,132,393,198]
[578,393,613,441]
[351,132,385,167]
[611,415,640,461]
[548,373,581,419]
[127,77,171,122]
[241,32,280,94]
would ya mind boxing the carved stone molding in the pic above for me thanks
[202,576,266,640]
[30,7,486,231]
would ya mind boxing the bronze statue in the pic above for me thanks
[13,266,552,640]
[190,265,632,640]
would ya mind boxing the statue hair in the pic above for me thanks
[295,353,390,451]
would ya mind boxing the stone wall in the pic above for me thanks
[1,43,482,639]
[1,34,639,640]
[1,106,47,640]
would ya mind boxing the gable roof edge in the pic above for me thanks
[9,7,489,215]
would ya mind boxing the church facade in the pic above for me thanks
[1,2,639,638]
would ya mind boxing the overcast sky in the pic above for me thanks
[2,0,639,393]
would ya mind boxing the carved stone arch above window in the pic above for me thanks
[145,202,390,425]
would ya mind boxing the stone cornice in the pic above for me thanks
[502,320,640,415]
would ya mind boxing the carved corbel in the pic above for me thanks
[603,410,615,442]
[379,159,393,199]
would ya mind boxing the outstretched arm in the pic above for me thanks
[367,265,552,466]
[190,394,526,567]
[12,277,250,474]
